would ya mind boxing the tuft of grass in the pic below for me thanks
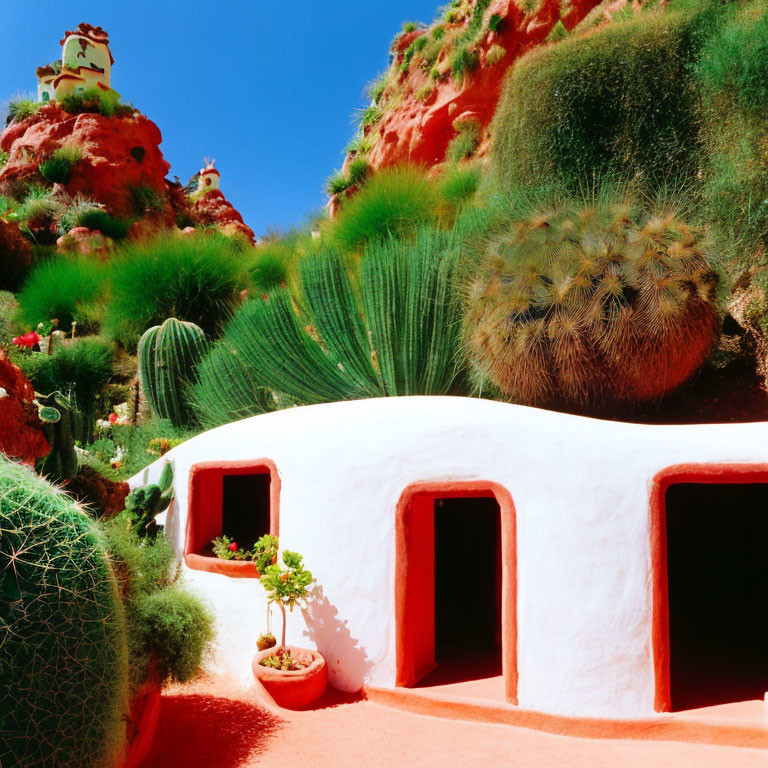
[7,98,41,123]
[38,145,82,184]
[360,105,383,128]
[67,207,130,239]
[249,241,294,292]
[105,233,247,349]
[331,166,441,251]
[16,255,109,331]
[129,184,167,215]
[439,163,482,208]
[367,73,389,104]
[0,150,10,168]
[60,87,135,119]
[446,117,482,165]
[451,45,480,85]
[485,44,507,66]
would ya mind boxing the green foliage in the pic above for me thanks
[451,45,480,85]
[0,456,128,768]
[191,229,466,426]
[39,145,82,184]
[402,20,420,32]
[17,255,109,330]
[138,318,209,427]
[466,190,721,410]
[74,208,130,239]
[259,649,313,670]
[60,87,134,119]
[332,166,441,250]
[367,73,389,104]
[491,8,707,194]
[546,19,569,42]
[326,158,370,198]
[37,392,79,482]
[211,533,278,572]
[0,150,9,168]
[360,104,383,128]
[21,338,114,443]
[121,462,174,538]
[101,523,214,691]
[261,550,313,647]
[7,98,41,123]
[249,241,293,292]
[488,13,503,31]
[105,233,247,349]
[130,184,167,215]
[439,163,482,208]
[327,172,352,196]
[485,44,506,66]
[446,118,482,165]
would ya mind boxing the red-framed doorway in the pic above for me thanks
[394,480,518,704]
[650,462,768,713]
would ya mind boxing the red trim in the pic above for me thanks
[184,459,280,579]
[395,481,518,705]
[650,463,768,713]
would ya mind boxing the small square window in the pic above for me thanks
[185,460,279,578]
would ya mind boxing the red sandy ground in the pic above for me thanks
[139,677,767,768]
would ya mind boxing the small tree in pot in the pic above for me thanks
[252,550,327,708]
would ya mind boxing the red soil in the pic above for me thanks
[139,677,767,768]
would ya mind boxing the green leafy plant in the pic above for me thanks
[466,190,721,411]
[332,166,441,250]
[211,533,278,572]
[7,98,40,123]
[191,229,466,427]
[39,145,82,184]
[138,318,209,427]
[105,233,247,349]
[60,86,134,119]
[0,456,128,768]
[36,391,79,482]
[260,550,314,649]
[16,254,109,330]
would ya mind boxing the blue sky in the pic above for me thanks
[1,1,441,237]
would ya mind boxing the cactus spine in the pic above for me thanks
[138,317,208,427]
[0,455,129,768]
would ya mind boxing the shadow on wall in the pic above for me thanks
[139,694,282,768]
[302,586,373,691]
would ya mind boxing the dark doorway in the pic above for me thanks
[666,482,768,710]
[221,473,271,550]
[426,496,501,685]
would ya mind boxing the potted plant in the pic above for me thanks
[208,532,278,577]
[251,550,327,709]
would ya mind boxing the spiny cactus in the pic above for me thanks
[0,455,128,768]
[466,196,720,410]
[122,462,174,538]
[138,317,208,427]
[37,392,78,482]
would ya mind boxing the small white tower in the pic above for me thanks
[197,159,221,194]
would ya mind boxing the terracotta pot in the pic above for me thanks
[252,646,327,710]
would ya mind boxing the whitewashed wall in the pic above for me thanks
[130,396,768,718]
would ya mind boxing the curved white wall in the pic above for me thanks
[130,396,768,718]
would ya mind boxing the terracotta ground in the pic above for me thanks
[139,677,767,768]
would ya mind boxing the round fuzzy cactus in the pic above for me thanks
[138,317,208,427]
[0,456,129,768]
[466,197,720,410]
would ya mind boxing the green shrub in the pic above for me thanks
[466,189,721,410]
[7,98,40,123]
[451,45,480,85]
[60,86,134,119]
[39,145,82,184]
[439,163,482,208]
[130,184,167,215]
[491,8,707,194]
[105,233,247,349]
[0,456,128,768]
[446,118,482,165]
[68,206,130,239]
[101,522,214,692]
[0,150,9,168]
[332,166,441,251]
[191,230,466,426]
[249,241,294,292]
[327,172,352,196]
[17,255,109,330]
[20,338,114,443]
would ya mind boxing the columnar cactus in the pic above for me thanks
[138,317,208,426]
[466,196,720,410]
[123,461,174,538]
[0,455,128,768]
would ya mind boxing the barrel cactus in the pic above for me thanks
[138,317,208,427]
[0,455,129,768]
[466,197,720,411]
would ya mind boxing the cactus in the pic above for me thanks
[0,455,128,768]
[122,462,174,538]
[37,392,78,481]
[138,317,208,427]
[466,195,720,411]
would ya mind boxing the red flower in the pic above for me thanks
[228,541,238,552]
[12,331,41,349]
[108,412,118,424]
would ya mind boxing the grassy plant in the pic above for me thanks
[439,163,482,208]
[451,45,480,85]
[485,44,506,66]
[360,105,383,128]
[491,8,708,194]
[415,84,434,101]
[489,13,503,31]
[7,98,41,123]
[367,72,389,104]
[332,166,441,251]
[327,172,352,196]
[191,230,466,426]
[20,338,114,443]
[61,204,130,239]
[130,184,167,215]
[466,190,721,410]
[546,19,569,42]
[0,150,9,168]
[0,456,128,768]
[17,255,109,330]
[249,241,294,292]
[446,118,482,165]
[105,233,247,349]
[348,156,370,186]
[39,145,82,184]
[60,87,135,119]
